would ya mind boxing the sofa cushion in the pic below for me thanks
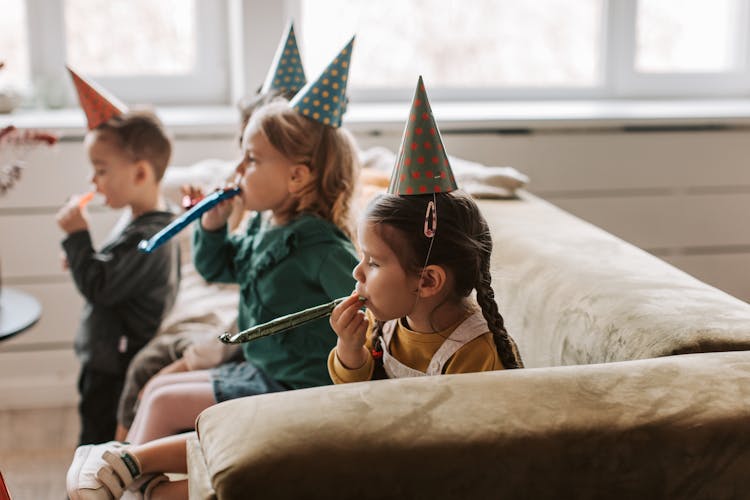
[481,195,750,367]
[192,350,750,499]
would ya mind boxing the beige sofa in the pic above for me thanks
[185,192,750,499]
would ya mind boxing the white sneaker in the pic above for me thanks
[67,441,124,500]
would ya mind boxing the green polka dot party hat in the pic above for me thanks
[290,36,354,127]
[388,76,457,195]
[261,22,306,97]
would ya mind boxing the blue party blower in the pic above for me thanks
[138,186,241,253]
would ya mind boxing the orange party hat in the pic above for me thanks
[67,66,127,130]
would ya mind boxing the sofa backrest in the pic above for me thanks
[480,194,750,368]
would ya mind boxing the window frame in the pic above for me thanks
[608,0,750,98]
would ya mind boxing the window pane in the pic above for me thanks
[64,0,196,76]
[300,0,603,89]
[0,0,30,91]
[636,0,742,73]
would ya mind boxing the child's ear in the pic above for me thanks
[288,164,312,193]
[417,265,448,298]
[133,160,153,184]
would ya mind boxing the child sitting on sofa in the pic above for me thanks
[114,22,307,441]
[329,77,523,381]
[58,67,180,446]
[66,39,361,500]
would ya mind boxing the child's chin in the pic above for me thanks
[367,308,388,323]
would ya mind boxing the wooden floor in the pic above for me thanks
[0,406,78,500]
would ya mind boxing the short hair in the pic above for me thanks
[94,110,172,181]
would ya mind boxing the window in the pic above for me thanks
[4,0,750,108]
[0,0,31,91]
[294,0,750,101]
[5,0,228,108]
[611,0,750,97]
[64,0,197,76]
[298,0,604,101]
[635,0,743,73]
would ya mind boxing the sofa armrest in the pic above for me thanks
[191,351,750,499]
[187,433,216,500]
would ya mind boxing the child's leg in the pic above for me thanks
[67,432,193,499]
[78,365,126,445]
[126,370,215,444]
[148,479,188,500]
[117,334,194,433]
[134,432,192,474]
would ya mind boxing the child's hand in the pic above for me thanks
[200,196,235,231]
[56,194,90,234]
[60,252,69,271]
[180,184,204,210]
[227,191,246,232]
[330,291,370,369]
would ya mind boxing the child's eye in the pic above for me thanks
[367,259,379,268]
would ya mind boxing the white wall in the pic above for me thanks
[2,125,748,408]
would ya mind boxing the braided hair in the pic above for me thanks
[364,191,523,369]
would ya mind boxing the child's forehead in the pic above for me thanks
[85,130,131,161]
[85,129,119,148]
[358,221,395,252]
[240,125,264,150]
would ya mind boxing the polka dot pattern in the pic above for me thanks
[67,66,127,130]
[290,36,354,128]
[261,23,307,96]
[388,76,457,195]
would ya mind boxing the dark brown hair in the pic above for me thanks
[365,191,524,369]
[94,110,172,180]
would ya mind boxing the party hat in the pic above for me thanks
[67,66,127,130]
[388,76,457,195]
[290,36,354,127]
[260,22,307,96]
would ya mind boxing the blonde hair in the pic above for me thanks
[247,99,359,238]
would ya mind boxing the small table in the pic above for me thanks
[0,287,42,341]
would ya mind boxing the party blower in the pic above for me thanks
[220,296,367,344]
[138,186,241,253]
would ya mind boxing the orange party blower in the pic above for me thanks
[78,192,95,209]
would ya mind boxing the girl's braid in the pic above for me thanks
[475,231,524,369]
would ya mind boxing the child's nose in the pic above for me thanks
[352,261,365,282]
[234,159,247,176]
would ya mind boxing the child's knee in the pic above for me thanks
[141,384,182,414]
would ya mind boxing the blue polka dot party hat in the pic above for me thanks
[261,22,306,97]
[388,76,458,195]
[290,36,354,128]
